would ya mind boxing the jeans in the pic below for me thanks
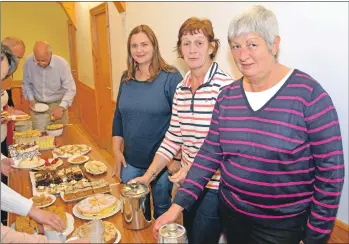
[183,188,221,244]
[219,199,306,244]
[121,163,173,219]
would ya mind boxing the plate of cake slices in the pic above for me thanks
[70,220,121,243]
[72,193,121,220]
[30,193,56,208]
[12,156,45,169]
[53,144,91,158]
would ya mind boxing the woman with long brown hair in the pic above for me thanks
[112,25,182,219]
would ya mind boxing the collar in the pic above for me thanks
[182,62,218,88]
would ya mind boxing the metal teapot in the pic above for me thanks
[158,223,188,243]
[120,181,152,230]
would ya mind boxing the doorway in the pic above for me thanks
[90,3,113,152]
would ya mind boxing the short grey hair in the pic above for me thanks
[227,5,279,50]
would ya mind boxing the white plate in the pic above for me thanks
[65,228,121,243]
[72,198,121,220]
[67,155,89,165]
[84,161,107,175]
[53,147,91,159]
[31,103,49,113]
[33,158,63,171]
[44,213,74,236]
[30,193,56,208]
[12,158,45,169]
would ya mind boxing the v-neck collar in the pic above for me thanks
[240,69,297,114]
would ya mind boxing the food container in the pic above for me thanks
[120,182,151,230]
[14,120,33,132]
[158,223,187,243]
[46,124,64,137]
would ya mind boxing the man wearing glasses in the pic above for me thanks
[22,41,76,131]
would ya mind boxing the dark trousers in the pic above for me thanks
[183,188,222,244]
[219,199,306,244]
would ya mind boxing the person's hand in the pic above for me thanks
[27,206,66,232]
[168,163,191,184]
[10,109,26,116]
[153,204,183,241]
[129,174,151,186]
[167,161,181,176]
[29,100,36,109]
[112,150,126,178]
[51,107,64,121]
[1,158,14,176]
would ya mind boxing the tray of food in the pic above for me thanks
[84,161,107,175]
[29,165,86,195]
[52,144,91,158]
[60,179,111,202]
[33,158,63,171]
[72,193,121,220]
[68,155,89,165]
[43,206,75,237]
[30,193,56,208]
[71,220,121,243]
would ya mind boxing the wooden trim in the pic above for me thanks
[113,2,126,13]
[59,2,77,29]
[90,2,113,150]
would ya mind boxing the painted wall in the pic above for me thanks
[1,2,70,80]
[75,2,103,88]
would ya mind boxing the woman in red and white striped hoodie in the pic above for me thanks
[131,17,234,244]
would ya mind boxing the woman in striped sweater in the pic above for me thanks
[154,5,345,244]
[132,18,234,244]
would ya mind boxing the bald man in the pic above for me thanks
[1,37,26,106]
[22,41,76,131]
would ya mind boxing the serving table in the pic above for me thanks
[8,125,155,243]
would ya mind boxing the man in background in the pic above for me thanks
[22,41,76,131]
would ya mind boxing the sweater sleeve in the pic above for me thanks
[1,182,33,216]
[112,77,124,137]
[156,89,183,162]
[173,97,223,210]
[303,85,345,244]
[1,224,61,243]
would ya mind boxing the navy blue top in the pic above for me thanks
[112,70,183,169]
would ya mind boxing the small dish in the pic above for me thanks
[31,103,49,113]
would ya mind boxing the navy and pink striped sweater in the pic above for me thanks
[174,69,344,243]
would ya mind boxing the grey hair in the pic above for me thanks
[2,36,26,50]
[227,5,279,50]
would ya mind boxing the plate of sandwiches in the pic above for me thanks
[71,220,121,243]
[72,193,121,220]
[11,216,39,235]
[84,161,107,175]
[9,114,31,121]
[12,156,45,169]
[43,206,75,237]
[68,155,89,165]
[30,193,56,208]
[53,144,91,159]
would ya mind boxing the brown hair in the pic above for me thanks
[176,17,220,60]
[124,25,175,82]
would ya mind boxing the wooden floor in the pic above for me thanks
[75,123,347,243]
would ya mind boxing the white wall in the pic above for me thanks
[108,2,348,223]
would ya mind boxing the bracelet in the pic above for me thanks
[147,169,157,180]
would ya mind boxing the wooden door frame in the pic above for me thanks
[90,3,113,149]
[67,19,80,122]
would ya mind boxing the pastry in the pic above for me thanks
[76,194,117,218]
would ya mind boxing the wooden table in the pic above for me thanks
[8,125,155,243]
